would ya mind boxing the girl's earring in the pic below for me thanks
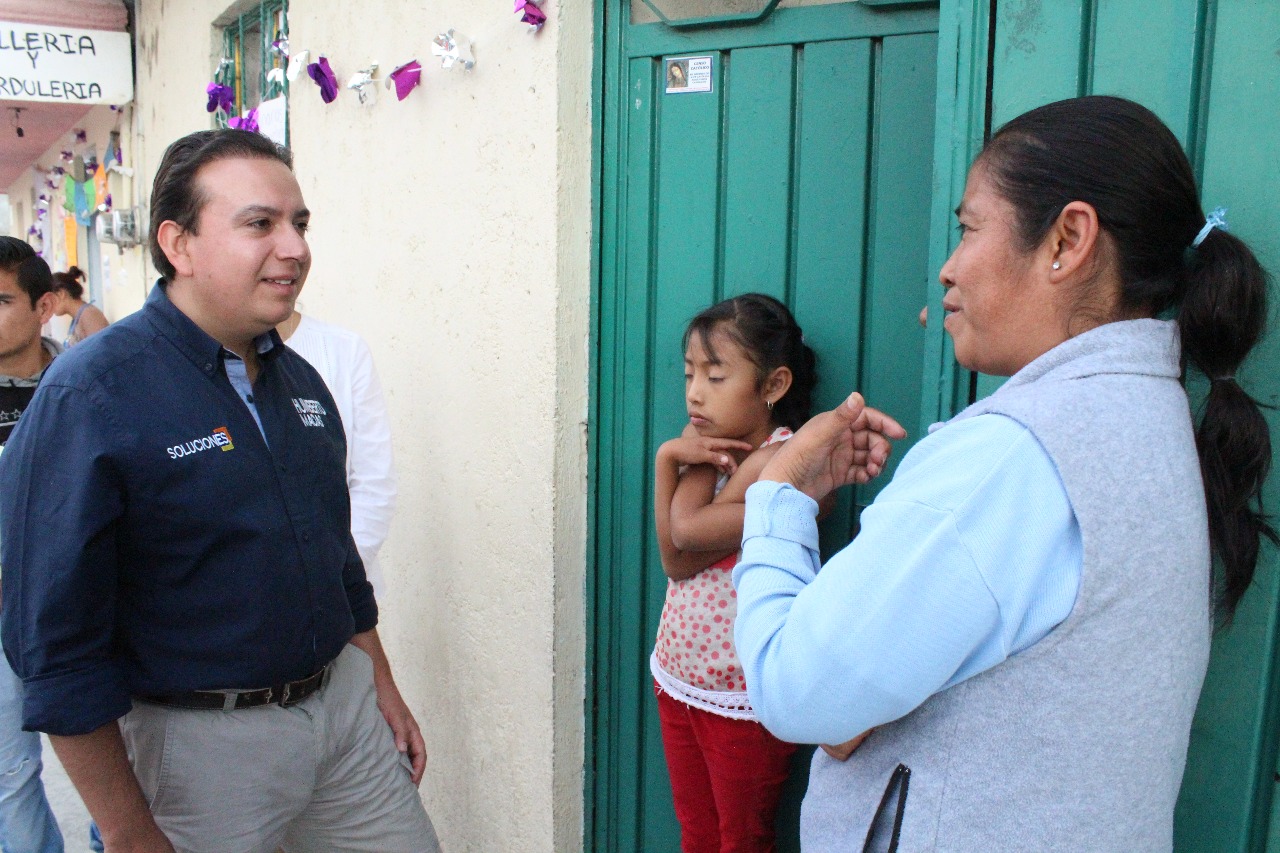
[766,400,774,412]
[1051,260,1061,270]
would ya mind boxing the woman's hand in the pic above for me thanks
[759,392,906,502]
[658,434,754,477]
[821,729,873,761]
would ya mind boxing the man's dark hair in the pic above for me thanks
[148,129,294,280]
[0,236,53,308]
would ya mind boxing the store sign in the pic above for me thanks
[0,21,133,104]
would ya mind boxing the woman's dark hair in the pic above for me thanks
[52,265,86,300]
[980,95,1274,620]
[684,293,818,430]
[148,129,293,280]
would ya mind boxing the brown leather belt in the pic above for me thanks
[138,665,330,711]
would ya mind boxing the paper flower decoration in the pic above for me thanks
[307,56,339,103]
[386,61,422,100]
[271,38,289,60]
[74,129,87,143]
[267,67,285,87]
[206,82,235,113]
[346,67,377,106]
[228,108,260,133]
[60,150,73,162]
[515,0,547,30]
[432,30,475,70]
[286,50,310,82]
[26,225,37,236]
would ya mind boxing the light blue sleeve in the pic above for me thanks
[732,415,1082,745]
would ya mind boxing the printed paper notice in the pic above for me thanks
[665,56,712,94]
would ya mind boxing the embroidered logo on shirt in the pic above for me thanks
[167,426,235,459]
[292,397,327,428]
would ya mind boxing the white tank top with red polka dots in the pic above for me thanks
[651,426,793,720]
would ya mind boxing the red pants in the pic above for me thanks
[655,683,797,853]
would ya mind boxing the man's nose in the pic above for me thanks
[276,227,309,261]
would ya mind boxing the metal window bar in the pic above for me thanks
[214,1,289,145]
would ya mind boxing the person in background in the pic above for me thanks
[733,95,1274,850]
[0,236,64,853]
[49,266,108,348]
[277,306,396,599]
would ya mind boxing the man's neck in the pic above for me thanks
[0,339,51,381]
[276,311,302,343]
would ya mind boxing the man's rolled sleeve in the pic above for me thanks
[0,383,131,734]
[341,533,378,634]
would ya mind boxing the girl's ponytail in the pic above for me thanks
[1181,227,1278,617]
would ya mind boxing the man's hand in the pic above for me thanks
[350,629,428,786]
[50,724,176,853]
[760,392,907,502]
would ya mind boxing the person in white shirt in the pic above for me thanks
[277,307,396,599]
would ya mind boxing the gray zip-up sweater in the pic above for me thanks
[802,319,1210,852]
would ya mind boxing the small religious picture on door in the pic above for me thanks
[665,56,713,94]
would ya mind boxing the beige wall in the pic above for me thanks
[132,1,591,850]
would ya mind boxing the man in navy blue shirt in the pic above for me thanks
[0,131,439,852]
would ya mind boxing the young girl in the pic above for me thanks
[651,293,817,853]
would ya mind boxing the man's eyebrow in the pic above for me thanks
[234,204,311,219]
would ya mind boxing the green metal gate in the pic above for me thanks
[591,2,940,849]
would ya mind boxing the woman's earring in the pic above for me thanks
[766,400,774,412]
[1051,260,1061,270]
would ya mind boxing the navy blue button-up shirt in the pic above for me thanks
[0,284,377,735]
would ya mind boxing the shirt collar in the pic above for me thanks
[144,281,285,376]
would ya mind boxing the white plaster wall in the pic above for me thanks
[133,1,591,850]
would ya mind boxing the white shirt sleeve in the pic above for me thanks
[732,414,1081,745]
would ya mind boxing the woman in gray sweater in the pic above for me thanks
[733,96,1274,851]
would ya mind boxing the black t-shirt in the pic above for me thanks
[0,383,37,445]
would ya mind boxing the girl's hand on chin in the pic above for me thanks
[659,435,755,475]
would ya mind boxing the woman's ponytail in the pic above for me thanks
[1181,228,1278,618]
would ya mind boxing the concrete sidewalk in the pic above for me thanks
[39,734,96,853]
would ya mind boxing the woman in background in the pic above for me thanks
[51,266,108,347]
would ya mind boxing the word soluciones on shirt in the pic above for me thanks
[167,427,235,459]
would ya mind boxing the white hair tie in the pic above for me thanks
[1192,206,1228,248]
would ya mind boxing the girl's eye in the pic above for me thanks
[955,222,970,236]
[684,373,693,382]
[708,376,724,383]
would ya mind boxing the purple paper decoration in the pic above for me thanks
[515,0,547,29]
[206,82,235,114]
[307,56,339,104]
[388,61,423,101]
[228,108,260,133]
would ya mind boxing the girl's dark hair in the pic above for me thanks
[52,265,86,300]
[980,95,1274,620]
[684,293,818,430]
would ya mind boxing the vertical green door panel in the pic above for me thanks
[793,37,873,555]
[1175,1,1280,849]
[723,45,796,301]
[593,5,939,849]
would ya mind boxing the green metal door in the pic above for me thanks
[591,2,940,849]
[926,1,1280,849]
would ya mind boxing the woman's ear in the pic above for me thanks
[1047,200,1102,281]
[764,366,793,407]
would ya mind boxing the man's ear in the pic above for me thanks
[34,291,56,325]
[156,220,194,278]
[764,366,793,408]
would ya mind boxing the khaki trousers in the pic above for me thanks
[121,644,440,853]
